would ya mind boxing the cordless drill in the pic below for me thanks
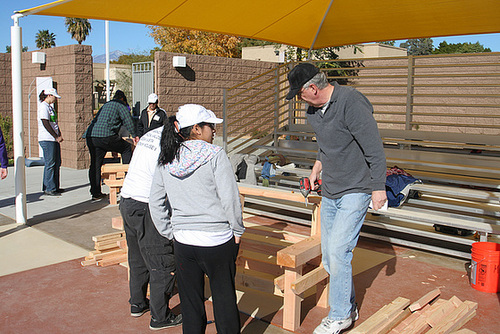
[299,177,322,204]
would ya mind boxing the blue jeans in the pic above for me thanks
[39,141,61,192]
[320,193,371,321]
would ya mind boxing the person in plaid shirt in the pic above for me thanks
[84,90,139,200]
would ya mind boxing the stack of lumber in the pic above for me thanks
[349,288,478,334]
[81,231,128,267]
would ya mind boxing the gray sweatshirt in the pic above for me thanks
[307,82,386,199]
[149,140,244,240]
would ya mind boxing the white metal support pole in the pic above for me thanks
[105,20,110,101]
[11,13,27,224]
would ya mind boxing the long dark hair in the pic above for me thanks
[39,91,48,102]
[158,116,194,165]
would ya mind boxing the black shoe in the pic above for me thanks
[44,191,62,196]
[56,188,66,193]
[149,313,183,330]
[91,193,108,201]
[131,303,150,317]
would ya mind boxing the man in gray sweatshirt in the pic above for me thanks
[286,63,387,334]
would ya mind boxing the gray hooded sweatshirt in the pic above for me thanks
[149,140,244,240]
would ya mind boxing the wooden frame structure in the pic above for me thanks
[238,184,327,331]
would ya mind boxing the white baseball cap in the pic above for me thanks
[147,93,158,104]
[176,104,223,129]
[44,88,61,98]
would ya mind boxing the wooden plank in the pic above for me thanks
[80,259,97,267]
[238,184,306,204]
[426,301,477,334]
[242,230,294,248]
[276,235,321,267]
[235,268,276,294]
[389,303,432,334]
[97,253,128,267]
[101,163,129,174]
[350,297,411,334]
[291,264,328,295]
[92,231,125,242]
[236,250,283,277]
[90,248,127,261]
[449,329,476,334]
[426,296,462,328]
[112,216,124,230]
[373,207,500,235]
[372,308,411,334]
[409,288,441,312]
[274,274,284,296]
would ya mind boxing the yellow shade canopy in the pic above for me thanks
[17,0,500,50]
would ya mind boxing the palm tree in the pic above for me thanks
[65,18,92,44]
[35,30,56,49]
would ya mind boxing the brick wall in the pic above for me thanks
[155,52,277,117]
[0,53,13,153]
[21,45,93,169]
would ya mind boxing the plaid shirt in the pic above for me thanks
[84,99,136,138]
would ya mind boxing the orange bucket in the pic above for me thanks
[470,242,500,293]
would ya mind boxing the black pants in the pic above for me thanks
[119,197,176,322]
[86,135,132,196]
[174,238,240,334]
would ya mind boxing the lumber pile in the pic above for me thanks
[349,289,478,334]
[81,231,128,267]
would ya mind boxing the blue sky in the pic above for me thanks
[1,1,499,56]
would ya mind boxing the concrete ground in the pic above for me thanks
[0,165,498,333]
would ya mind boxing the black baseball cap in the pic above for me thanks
[286,63,320,100]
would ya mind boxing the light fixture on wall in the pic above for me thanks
[32,52,46,64]
[32,51,47,70]
[173,56,186,68]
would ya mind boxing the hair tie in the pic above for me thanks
[174,121,187,140]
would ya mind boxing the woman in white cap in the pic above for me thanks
[149,104,244,333]
[38,88,63,196]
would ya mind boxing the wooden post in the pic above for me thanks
[282,266,303,331]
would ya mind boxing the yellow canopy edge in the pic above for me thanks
[16,0,500,49]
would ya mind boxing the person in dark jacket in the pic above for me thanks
[137,93,167,137]
[83,90,139,200]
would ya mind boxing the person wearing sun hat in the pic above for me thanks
[38,87,64,196]
[286,63,387,334]
[149,104,244,333]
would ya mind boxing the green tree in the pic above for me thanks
[35,30,56,49]
[379,41,396,46]
[0,114,13,158]
[433,41,491,54]
[111,50,156,65]
[65,18,92,44]
[148,26,241,58]
[5,45,29,53]
[399,38,433,55]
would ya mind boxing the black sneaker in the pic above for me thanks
[91,193,108,201]
[131,303,150,317]
[44,191,62,196]
[149,313,183,330]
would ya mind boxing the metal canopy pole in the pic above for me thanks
[105,20,110,101]
[307,0,335,60]
[11,13,27,224]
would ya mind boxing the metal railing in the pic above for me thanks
[223,52,500,155]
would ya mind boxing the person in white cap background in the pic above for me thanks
[137,93,167,137]
[149,104,244,334]
[38,87,64,196]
